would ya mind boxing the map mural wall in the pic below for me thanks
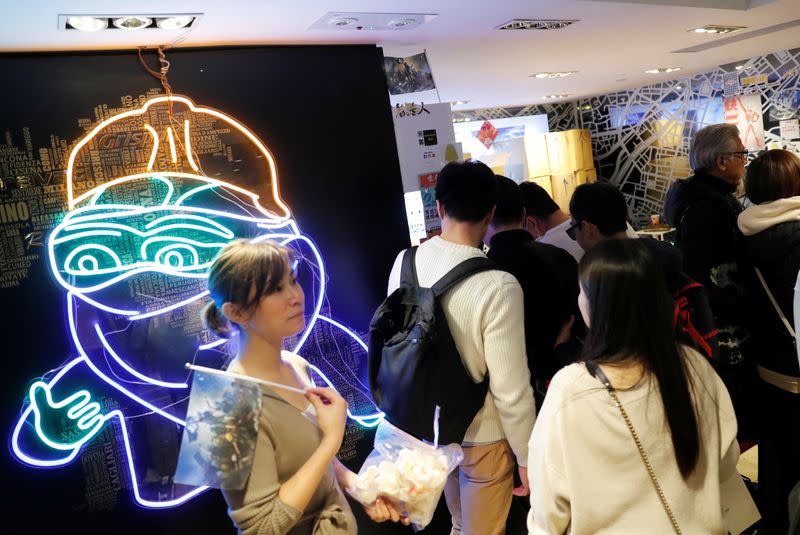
[454,47,800,225]
[577,47,800,225]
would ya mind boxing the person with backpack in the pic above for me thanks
[663,123,756,438]
[737,149,800,534]
[566,182,719,362]
[528,239,747,534]
[374,160,535,535]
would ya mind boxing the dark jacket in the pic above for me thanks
[487,229,581,403]
[664,171,751,366]
[742,218,800,376]
[639,237,719,361]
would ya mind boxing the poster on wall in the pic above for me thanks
[780,119,800,140]
[722,72,741,97]
[383,52,436,96]
[724,94,766,151]
[418,172,440,236]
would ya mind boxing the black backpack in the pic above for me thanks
[673,280,720,362]
[368,247,494,444]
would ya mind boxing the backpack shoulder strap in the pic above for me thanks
[431,257,496,297]
[399,247,419,288]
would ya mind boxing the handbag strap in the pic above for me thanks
[755,267,796,338]
[587,362,682,535]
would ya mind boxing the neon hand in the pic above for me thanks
[29,382,106,451]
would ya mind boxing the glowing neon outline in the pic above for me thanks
[28,381,105,451]
[51,229,122,245]
[166,127,178,163]
[66,95,291,221]
[95,324,189,389]
[174,183,215,206]
[143,124,159,170]
[12,292,384,503]
[129,290,210,321]
[14,94,387,508]
[13,387,210,506]
[63,243,122,276]
[49,203,299,314]
[198,339,227,351]
[184,120,200,172]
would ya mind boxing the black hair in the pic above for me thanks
[492,175,525,225]
[435,160,497,222]
[519,181,559,218]
[569,182,628,236]
[579,239,699,479]
[202,240,294,338]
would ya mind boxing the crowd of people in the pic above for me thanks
[199,123,800,534]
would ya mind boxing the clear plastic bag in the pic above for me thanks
[348,418,463,530]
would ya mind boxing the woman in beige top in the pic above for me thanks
[528,239,743,534]
[202,239,408,534]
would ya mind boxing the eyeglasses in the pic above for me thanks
[726,150,748,162]
[566,220,581,241]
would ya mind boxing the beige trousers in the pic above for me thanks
[444,439,515,535]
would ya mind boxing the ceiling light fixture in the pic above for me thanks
[156,16,194,30]
[330,17,358,26]
[735,64,746,70]
[497,19,577,31]
[531,71,577,79]
[66,16,108,32]
[454,101,470,106]
[388,18,418,28]
[689,25,746,35]
[113,16,153,30]
[645,67,681,74]
[542,94,571,99]
[62,14,200,32]
[312,12,435,31]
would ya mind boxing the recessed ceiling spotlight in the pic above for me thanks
[542,94,571,99]
[388,18,418,28]
[645,67,681,74]
[66,16,107,32]
[113,16,153,30]
[676,85,683,90]
[156,16,194,30]
[329,17,358,27]
[455,100,470,106]
[735,64,746,70]
[531,71,577,79]
[689,25,746,35]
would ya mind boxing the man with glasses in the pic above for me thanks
[663,123,756,440]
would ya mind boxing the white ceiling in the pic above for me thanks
[2,0,799,110]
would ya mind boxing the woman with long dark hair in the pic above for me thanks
[527,239,742,534]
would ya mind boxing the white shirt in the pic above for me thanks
[539,221,639,263]
[387,236,536,465]
[528,347,741,534]
[538,219,584,262]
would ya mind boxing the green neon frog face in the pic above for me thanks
[48,174,298,316]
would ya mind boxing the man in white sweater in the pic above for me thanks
[387,161,536,535]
